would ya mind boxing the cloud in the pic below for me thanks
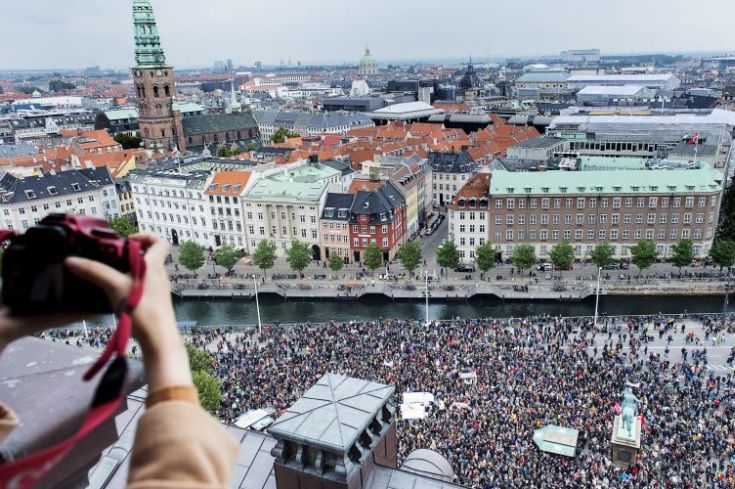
[1,0,733,70]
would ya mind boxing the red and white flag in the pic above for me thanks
[689,132,700,145]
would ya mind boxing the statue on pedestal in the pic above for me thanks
[620,387,640,439]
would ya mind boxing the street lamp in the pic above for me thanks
[723,269,731,328]
[593,266,602,328]
[425,270,430,325]
[254,276,262,335]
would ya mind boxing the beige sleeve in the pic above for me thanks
[126,401,238,489]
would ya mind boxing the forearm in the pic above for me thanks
[135,319,193,392]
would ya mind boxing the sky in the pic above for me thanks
[2,0,734,70]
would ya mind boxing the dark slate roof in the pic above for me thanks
[0,167,114,204]
[350,181,405,225]
[268,373,394,453]
[0,338,144,489]
[428,151,477,174]
[321,159,353,177]
[181,112,258,136]
[322,192,354,220]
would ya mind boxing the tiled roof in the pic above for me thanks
[204,171,252,196]
[449,172,491,208]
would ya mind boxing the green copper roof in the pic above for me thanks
[489,164,723,196]
[578,156,649,171]
[244,164,341,203]
[132,0,167,66]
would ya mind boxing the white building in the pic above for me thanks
[0,167,120,231]
[253,110,374,142]
[130,159,291,249]
[242,160,342,257]
[566,73,680,91]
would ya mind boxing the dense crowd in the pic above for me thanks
[47,315,735,488]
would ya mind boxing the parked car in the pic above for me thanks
[536,263,553,272]
[455,264,476,273]
[554,264,573,271]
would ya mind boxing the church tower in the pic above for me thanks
[131,0,177,151]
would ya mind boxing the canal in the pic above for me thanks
[81,294,735,328]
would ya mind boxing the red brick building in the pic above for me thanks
[348,181,406,263]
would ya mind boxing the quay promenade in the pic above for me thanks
[170,274,731,301]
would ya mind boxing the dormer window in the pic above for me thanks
[507,187,514,194]
[613,186,622,191]
[631,186,639,192]
[47,186,58,196]
[24,190,36,199]
[560,187,568,193]
[380,213,387,221]
[71,183,81,192]
[541,187,549,193]
[524,187,532,193]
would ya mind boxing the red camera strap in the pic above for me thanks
[0,239,146,489]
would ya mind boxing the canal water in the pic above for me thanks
[144,295,734,327]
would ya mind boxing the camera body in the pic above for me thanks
[2,214,131,314]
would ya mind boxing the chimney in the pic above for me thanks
[269,373,396,489]
[309,154,318,165]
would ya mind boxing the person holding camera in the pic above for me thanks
[0,231,237,489]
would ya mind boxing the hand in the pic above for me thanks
[65,233,192,391]
[65,232,177,349]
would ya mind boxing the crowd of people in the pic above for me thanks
[47,314,735,488]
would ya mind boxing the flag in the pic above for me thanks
[688,132,700,145]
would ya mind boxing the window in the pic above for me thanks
[612,198,621,209]
[599,214,607,224]
[552,214,560,224]
[659,214,667,224]
[518,200,526,209]
[646,230,654,240]
[530,199,537,209]
[506,198,514,209]
[575,230,583,240]
[540,230,548,240]
[601,198,608,209]
[649,197,657,208]
[587,230,595,240]
[661,197,669,208]
[624,214,631,224]
[622,230,630,240]
[658,229,665,240]
[681,229,690,239]
[541,198,549,209]
[671,214,679,224]
[685,197,694,208]
[495,215,503,225]
[647,213,655,224]
[588,214,596,224]
[695,213,703,224]
[529,215,537,225]
[683,213,692,224]
[540,215,548,225]
[669,229,677,240]
[635,214,643,224]
[564,230,571,239]
[553,198,561,209]
[637,198,645,208]
[495,200,503,209]
[382,237,389,247]
[610,229,618,240]
[673,197,681,208]
[576,198,585,209]
[552,230,559,240]
[576,214,584,225]
[564,214,572,224]
[459,225,466,233]
[599,230,606,239]
[694,230,702,240]
[634,230,642,239]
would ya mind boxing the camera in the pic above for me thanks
[2,214,132,314]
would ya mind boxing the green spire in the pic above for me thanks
[132,0,167,66]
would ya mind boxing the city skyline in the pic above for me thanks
[1,0,734,70]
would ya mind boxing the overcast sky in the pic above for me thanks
[2,0,734,70]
